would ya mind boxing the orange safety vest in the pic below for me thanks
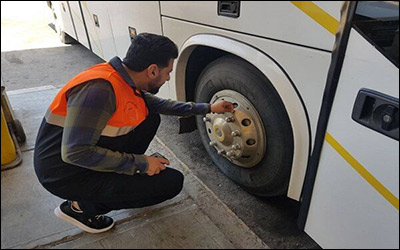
[45,62,148,137]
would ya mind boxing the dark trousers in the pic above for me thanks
[39,113,184,216]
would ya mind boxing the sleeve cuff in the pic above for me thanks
[206,103,211,113]
[194,103,211,115]
[133,154,149,175]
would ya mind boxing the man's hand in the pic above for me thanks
[144,155,169,176]
[210,100,235,114]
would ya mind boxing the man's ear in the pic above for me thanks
[147,64,159,79]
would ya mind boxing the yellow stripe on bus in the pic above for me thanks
[290,1,340,35]
[325,132,399,211]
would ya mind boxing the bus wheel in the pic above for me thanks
[195,55,294,196]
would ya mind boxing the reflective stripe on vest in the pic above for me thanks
[46,62,148,137]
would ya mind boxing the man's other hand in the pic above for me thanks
[210,100,235,114]
[144,156,169,176]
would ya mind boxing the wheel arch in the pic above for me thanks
[175,34,311,200]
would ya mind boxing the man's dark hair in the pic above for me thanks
[122,33,178,72]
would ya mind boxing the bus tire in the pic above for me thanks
[59,30,77,45]
[194,55,294,196]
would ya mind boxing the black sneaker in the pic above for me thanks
[54,201,114,233]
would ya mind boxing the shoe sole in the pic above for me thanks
[54,206,115,233]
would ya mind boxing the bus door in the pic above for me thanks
[300,1,399,248]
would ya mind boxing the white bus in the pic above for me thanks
[49,1,399,248]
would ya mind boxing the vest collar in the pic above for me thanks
[109,56,137,90]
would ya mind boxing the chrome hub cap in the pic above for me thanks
[203,90,266,168]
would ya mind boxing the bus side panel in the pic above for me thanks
[107,1,162,59]
[160,1,342,52]
[305,30,399,249]
[76,1,164,91]
[79,1,117,61]
[54,1,76,40]
[68,1,90,50]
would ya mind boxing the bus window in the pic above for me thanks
[353,1,399,67]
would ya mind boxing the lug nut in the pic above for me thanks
[203,117,211,122]
[209,141,217,146]
[231,130,241,137]
[217,149,225,155]
[232,144,241,150]
[226,150,236,158]
[225,116,235,122]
